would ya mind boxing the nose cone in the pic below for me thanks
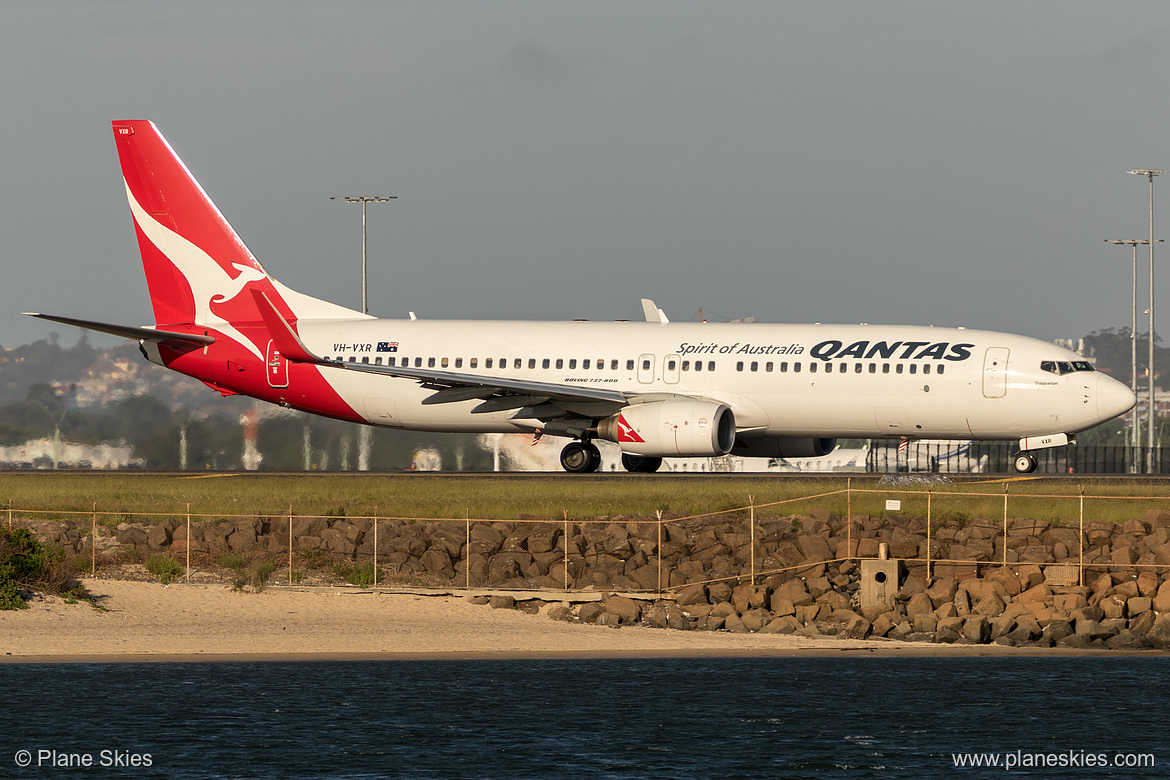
[1096,374,1137,421]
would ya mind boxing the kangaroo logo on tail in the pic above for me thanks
[124,182,268,359]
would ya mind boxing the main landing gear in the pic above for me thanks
[621,453,663,473]
[1013,451,1037,474]
[560,440,602,473]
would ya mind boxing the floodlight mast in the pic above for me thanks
[1128,170,1166,473]
[331,195,396,472]
[331,195,397,315]
[1107,239,1159,473]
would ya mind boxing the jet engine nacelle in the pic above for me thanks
[597,400,735,457]
[732,436,837,459]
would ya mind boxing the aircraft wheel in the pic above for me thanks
[621,453,663,473]
[561,441,601,473]
[1013,452,1037,474]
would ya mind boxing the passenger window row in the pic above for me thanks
[735,360,945,376]
[320,355,643,371]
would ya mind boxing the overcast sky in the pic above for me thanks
[3,2,1169,349]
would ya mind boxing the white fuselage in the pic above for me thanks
[293,319,1134,442]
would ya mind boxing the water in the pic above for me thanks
[2,657,1167,778]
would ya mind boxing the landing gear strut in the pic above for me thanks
[621,453,662,473]
[1013,451,1037,474]
[560,440,602,473]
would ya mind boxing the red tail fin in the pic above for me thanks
[113,120,274,329]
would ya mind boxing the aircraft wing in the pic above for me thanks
[22,313,216,348]
[252,290,629,407]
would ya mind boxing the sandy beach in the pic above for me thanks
[1,579,1148,662]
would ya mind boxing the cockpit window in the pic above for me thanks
[1041,360,1096,376]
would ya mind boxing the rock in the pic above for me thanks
[896,576,928,600]
[912,613,938,634]
[797,534,832,563]
[710,602,738,619]
[673,583,708,607]
[723,612,749,632]
[544,604,571,621]
[1106,629,1148,650]
[465,595,490,605]
[1074,618,1114,641]
[116,527,148,546]
[468,524,505,557]
[771,598,796,618]
[489,595,515,610]
[759,616,802,634]
[1056,633,1093,649]
[806,576,833,599]
[988,615,1016,641]
[888,621,914,641]
[1100,594,1128,620]
[772,579,814,608]
[1154,581,1170,613]
[963,615,991,644]
[906,592,934,620]
[972,594,1006,618]
[1042,620,1074,643]
[603,595,642,625]
[741,608,773,632]
[830,609,871,639]
[925,577,957,608]
[1015,564,1044,589]
[1017,583,1052,604]
[708,582,733,604]
[1054,593,1088,614]
[870,612,898,638]
[577,603,605,623]
[665,605,691,631]
[1005,614,1042,642]
[419,548,454,576]
[146,524,172,549]
[1147,613,1170,647]
[695,615,725,631]
[1136,571,1159,597]
[935,617,963,643]
[1129,610,1156,637]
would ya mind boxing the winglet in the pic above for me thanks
[249,289,321,363]
[640,298,669,324]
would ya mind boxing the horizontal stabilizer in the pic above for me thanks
[22,313,215,347]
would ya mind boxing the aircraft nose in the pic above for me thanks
[1096,374,1137,421]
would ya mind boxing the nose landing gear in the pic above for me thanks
[560,440,602,473]
[1013,451,1037,473]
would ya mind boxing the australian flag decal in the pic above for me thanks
[377,342,399,353]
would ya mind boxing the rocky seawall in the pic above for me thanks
[18,507,1170,649]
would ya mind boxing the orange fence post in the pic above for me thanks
[92,502,97,577]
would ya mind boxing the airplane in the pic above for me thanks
[26,120,1136,474]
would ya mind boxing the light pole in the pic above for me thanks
[1128,170,1166,473]
[331,195,396,315]
[1106,239,1159,473]
[332,195,396,472]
